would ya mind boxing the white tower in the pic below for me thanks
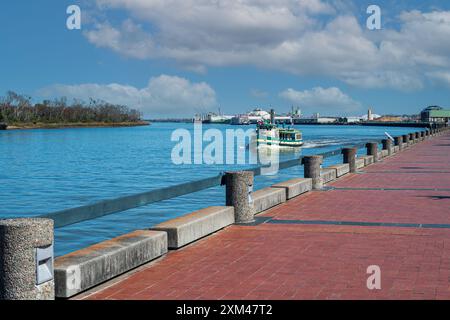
[368,108,373,121]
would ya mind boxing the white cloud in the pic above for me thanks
[85,20,155,59]
[250,89,268,98]
[83,1,450,90]
[279,87,361,115]
[427,71,450,86]
[38,75,217,117]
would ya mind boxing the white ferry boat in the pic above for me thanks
[255,110,303,147]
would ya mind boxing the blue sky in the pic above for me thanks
[1,0,450,118]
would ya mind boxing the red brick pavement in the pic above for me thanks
[84,132,450,300]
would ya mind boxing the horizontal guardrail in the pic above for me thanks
[38,139,388,228]
[42,174,223,228]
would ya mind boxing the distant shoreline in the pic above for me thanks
[3,121,150,130]
[148,119,430,128]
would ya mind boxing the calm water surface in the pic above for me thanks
[0,123,423,256]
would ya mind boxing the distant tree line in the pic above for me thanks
[0,91,142,124]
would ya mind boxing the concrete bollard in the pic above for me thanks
[302,156,323,190]
[409,133,414,144]
[394,136,403,151]
[382,139,393,156]
[342,148,357,173]
[224,171,255,224]
[0,218,54,300]
[420,131,425,140]
[366,142,379,162]
[402,134,409,147]
[415,132,420,141]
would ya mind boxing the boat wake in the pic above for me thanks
[301,139,343,149]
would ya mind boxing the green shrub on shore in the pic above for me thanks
[0,91,143,124]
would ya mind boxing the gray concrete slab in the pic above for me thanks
[271,178,312,199]
[54,230,167,298]
[321,168,337,184]
[151,206,234,249]
[326,164,350,177]
[253,187,286,213]
[359,155,374,166]
[356,158,365,169]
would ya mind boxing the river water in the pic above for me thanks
[0,123,422,256]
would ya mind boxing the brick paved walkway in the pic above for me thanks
[85,132,450,300]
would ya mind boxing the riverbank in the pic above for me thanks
[149,119,439,129]
[4,121,150,130]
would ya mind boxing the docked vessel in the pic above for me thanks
[202,108,233,124]
[204,113,232,124]
[231,114,250,125]
[255,110,303,147]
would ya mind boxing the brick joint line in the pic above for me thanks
[267,219,450,229]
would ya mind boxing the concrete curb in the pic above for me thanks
[356,158,365,169]
[253,187,287,213]
[321,168,337,183]
[359,155,374,166]
[150,206,234,249]
[327,164,350,177]
[271,178,312,200]
[54,230,167,298]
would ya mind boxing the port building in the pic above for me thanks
[421,106,450,124]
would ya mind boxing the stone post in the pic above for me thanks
[224,171,255,224]
[366,142,378,162]
[382,139,393,156]
[302,156,323,190]
[342,148,357,173]
[0,218,54,300]
[415,132,420,141]
[402,134,409,147]
[411,132,415,143]
[394,136,403,151]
